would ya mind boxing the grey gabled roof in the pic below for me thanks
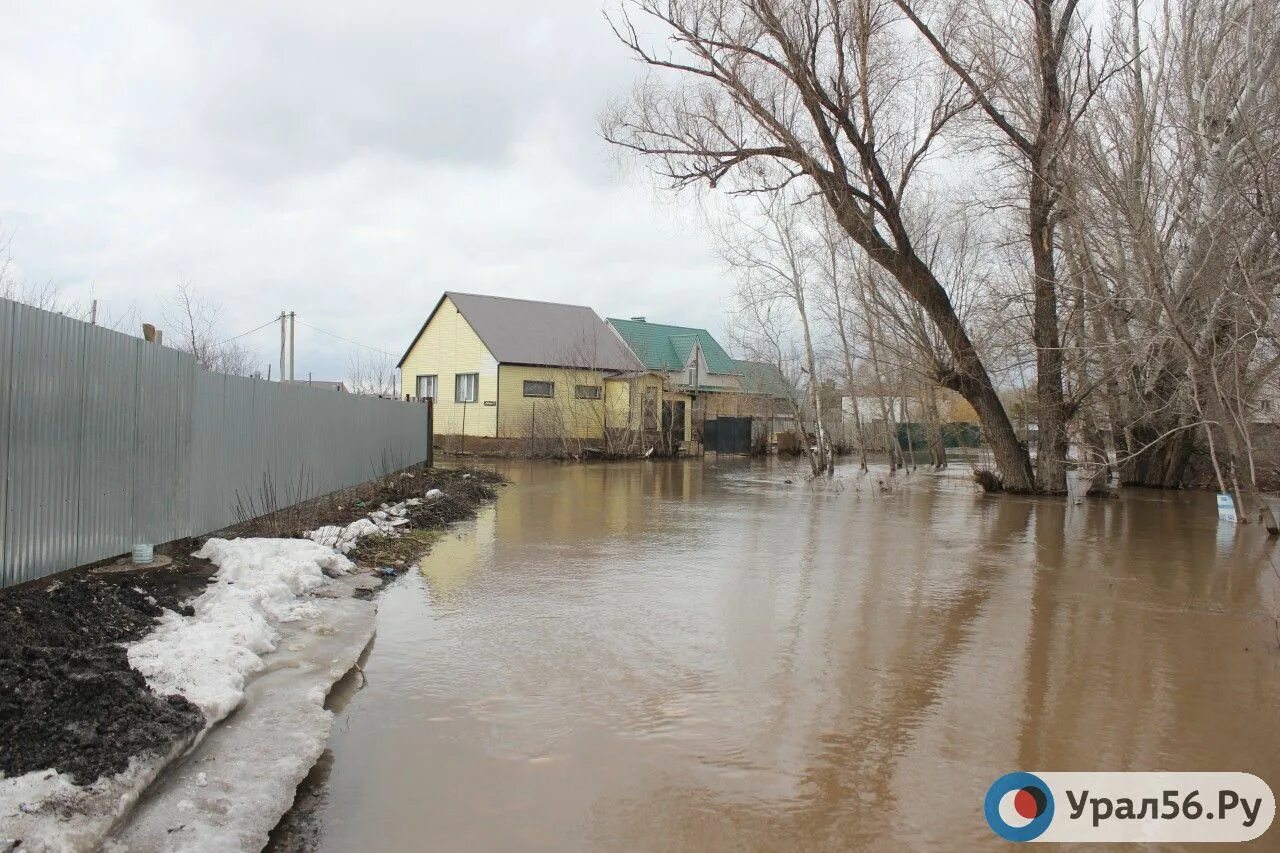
[398,291,643,372]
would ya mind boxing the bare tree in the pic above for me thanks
[163,282,258,375]
[724,275,818,468]
[717,191,832,475]
[346,349,398,396]
[604,0,1039,491]
[1073,0,1280,527]
[893,0,1109,492]
[810,205,871,470]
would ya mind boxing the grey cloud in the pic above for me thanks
[114,1,639,183]
[0,0,729,385]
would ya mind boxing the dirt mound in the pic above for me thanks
[406,473,501,528]
[1,576,193,649]
[0,576,207,784]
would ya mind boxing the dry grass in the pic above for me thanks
[349,529,441,566]
[221,465,502,542]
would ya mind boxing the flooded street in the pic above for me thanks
[299,459,1280,851]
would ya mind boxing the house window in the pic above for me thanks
[523,380,554,398]
[687,367,696,387]
[415,375,437,400]
[574,384,602,400]
[455,373,478,403]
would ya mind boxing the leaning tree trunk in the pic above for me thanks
[825,186,1036,492]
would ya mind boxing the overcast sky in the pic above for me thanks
[0,0,726,381]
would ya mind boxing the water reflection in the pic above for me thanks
[303,459,1280,851]
[418,505,496,598]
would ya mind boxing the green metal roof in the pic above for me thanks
[735,360,796,400]
[608,318,740,374]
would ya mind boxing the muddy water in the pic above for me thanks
[303,459,1280,851]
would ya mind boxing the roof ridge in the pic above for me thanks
[448,290,593,311]
[608,317,709,332]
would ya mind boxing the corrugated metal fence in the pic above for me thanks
[0,297,432,587]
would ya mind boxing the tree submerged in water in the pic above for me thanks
[603,0,1280,528]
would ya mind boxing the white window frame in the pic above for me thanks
[415,374,437,400]
[523,380,554,398]
[574,384,602,400]
[455,373,478,403]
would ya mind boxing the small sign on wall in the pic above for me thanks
[1217,493,1238,523]
[483,400,497,406]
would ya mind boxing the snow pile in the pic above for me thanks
[305,496,427,553]
[110,597,377,853]
[128,538,352,720]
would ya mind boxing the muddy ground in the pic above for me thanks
[0,567,209,784]
[0,465,501,795]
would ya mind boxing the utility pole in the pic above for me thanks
[90,299,98,326]
[279,311,287,382]
[288,311,296,380]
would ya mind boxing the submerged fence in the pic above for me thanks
[0,298,432,587]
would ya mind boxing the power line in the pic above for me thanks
[215,317,279,347]
[294,318,396,356]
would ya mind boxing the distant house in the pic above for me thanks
[607,317,743,393]
[734,359,795,405]
[281,379,349,393]
[397,292,690,444]
[398,294,805,452]
[608,317,798,443]
[733,359,799,439]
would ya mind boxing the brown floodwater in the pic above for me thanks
[298,458,1280,851]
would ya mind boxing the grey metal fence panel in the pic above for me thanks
[0,297,432,587]
[0,300,15,587]
[76,324,141,566]
[187,369,223,534]
[132,342,185,545]
[3,305,86,583]
[172,354,197,540]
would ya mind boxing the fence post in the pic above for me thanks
[426,397,434,468]
[460,401,467,455]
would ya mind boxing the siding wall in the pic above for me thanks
[599,374,693,436]
[497,365,610,440]
[0,298,431,587]
[399,295,498,437]
[660,367,742,392]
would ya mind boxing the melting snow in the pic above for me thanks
[4,539,369,851]
[305,496,424,553]
[128,538,351,721]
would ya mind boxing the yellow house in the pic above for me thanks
[397,292,692,447]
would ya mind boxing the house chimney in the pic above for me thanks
[631,316,646,322]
